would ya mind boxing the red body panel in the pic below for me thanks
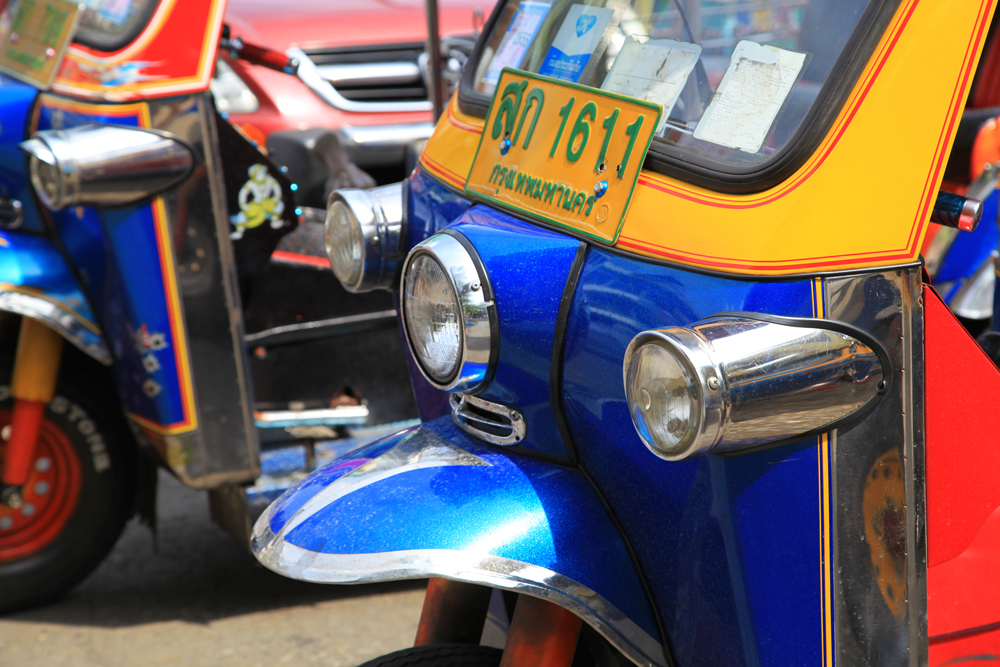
[53,0,226,101]
[924,286,1000,642]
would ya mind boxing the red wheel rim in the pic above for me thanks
[0,411,83,561]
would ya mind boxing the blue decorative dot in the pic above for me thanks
[500,138,511,155]
[594,180,608,198]
[295,207,303,216]
[290,183,299,191]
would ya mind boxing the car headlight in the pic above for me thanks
[623,315,888,460]
[210,57,260,114]
[325,183,404,293]
[400,231,496,392]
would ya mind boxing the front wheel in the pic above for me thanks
[357,645,503,667]
[0,346,136,613]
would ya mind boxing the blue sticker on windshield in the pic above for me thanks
[538,4,615,82]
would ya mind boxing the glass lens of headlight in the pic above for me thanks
[325,200,364,286]
[625,343,699,454]
[25,142,61,208]
[404,254,461,382]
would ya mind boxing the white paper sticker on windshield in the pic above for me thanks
[601,37,701,135]
[538,4,616,82]
[483,1,553,86]
[693,41,806,154]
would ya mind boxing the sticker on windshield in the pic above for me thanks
[483,1,552,86]
[537,4,615,82]
[693,41,806,154]
[602,37,701,135]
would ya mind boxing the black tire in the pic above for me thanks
[0,343,136,613]
[357,645,503,667]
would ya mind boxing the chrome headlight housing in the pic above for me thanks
[400,231,497,393]
[325,183,404,293]
[623,315,889,460]
[20,125,194,210]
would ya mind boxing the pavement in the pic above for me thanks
[0,470,427,667]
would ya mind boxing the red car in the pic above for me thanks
[215,0,494,205]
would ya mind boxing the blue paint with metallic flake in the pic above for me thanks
[408,168,473,248]
[0,229,100,328]
[268,415,661,642]
[0,76,44,233]
[561,248,823,667]
[451,211,579,459]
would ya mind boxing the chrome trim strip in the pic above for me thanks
[252,523,665,667]
[254,406,369,429]
[244,310,398,347]
[826,268,926,666]
[339,123,435,148]
[450,393,526,446]
[0,291,111,364]
[316,62,422,87]
[288,47,433,114]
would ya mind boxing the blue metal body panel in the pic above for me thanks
[32,98,195,433]
[562,249,823,667]
[408,167,473,248]
[0,76,43,233]
[0,228,99,328]
[262,416,661,649]
[451,212,579,459]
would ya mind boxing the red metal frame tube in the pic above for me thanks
[2,399,45,486]
[414,578,493,646]
[500,595,582,667]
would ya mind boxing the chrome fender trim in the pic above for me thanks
[253,524,664,667]
[250,422,665,667]
[0,288,110,364]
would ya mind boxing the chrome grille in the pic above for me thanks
[304,42,428,104]
[450,393,525,446]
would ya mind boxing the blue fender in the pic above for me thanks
[0,228,109,363]
[253,416,665,667]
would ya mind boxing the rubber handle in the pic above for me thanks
[932,191,982,232]
[228,39,299,74]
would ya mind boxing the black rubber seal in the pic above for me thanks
[549,241,588,465]
[707,310,893,457]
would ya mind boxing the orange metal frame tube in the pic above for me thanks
[2,318,64,486]
[414,578,493,646]
[500,594,582,667]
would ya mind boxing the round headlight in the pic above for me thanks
[625,343,699,455]
[324,184,405,293]
[325,199,364,286]
[400,232,496,393]
[403,253,462,382]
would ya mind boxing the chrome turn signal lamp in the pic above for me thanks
[399,231,497,393]
[325,183,405,293]
[623,316,888,461]
[20,125,194,210]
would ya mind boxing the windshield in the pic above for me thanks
[468,0,876,174]
[74,0,159,51]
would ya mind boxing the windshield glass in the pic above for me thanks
[75,0,158,51]
[469,0,874,170]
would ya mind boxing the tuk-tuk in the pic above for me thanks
[253,0,1000,665]
[0,0,423,612]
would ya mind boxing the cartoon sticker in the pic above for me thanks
[229,164,286,240]
[602,36,701,135]
[537,4,615,83]
[483,1,553,88]
[693,40,806,154]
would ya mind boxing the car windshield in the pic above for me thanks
[469,0,875,171]
[75,0,158,51]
